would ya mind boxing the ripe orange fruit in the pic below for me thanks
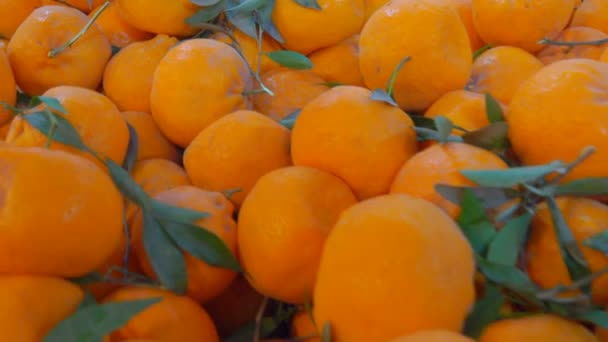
[388,330,475,342]
[89,1,153,48]
[425,90,498,134]
[527,198,608,305]
[253,68,328,121]
[390,142,508,219]
[360,0,472,111]
[571,0,608,35]
[0,147,123,277]
[121,111,179,163]
[184,110,292,208]
[114,0,199,37]
[0,0,41,38]
[451,0,484,52]
[472,0,576,53]
[42,0,105,13]
[151,38,252,148]
[6,86,130,166]
[272,0,365,54]
[313,194,476,341]
[0,121,11,140]
[537,26,608,64]
[291,86,417,200]
[291,312,320,342]
[132,186,238,303]
[506,59,608,182]
[103,286,219,341]
[601,48,608,63]
[103,34,178,113]
[479,315,596,342]
[212,28,281,74]
[309,35,365,87]
[7,5,111,95]
[0,275,84,342]
[238,166,357,304]
[0,49,16,126]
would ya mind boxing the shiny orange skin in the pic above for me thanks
[291,86,418,200]
[506,59,608,182]
[184,110,292,208]
[121,111,179,163]
[309,35,365,87]
[0,147,124,277]
[425,90,499,134]
[479,315,597,342]
[103,34,178,113]
[388,330,475,342]
[115,0,199,37]
[212,28,281,74]
[89,1,153,48]
[537,26,608,64]
[291,312,320,342]
[104,286,220,342]
[571,0,608,35]
[0,0,41,38]
[150,38,252,148]
[42,0,105,13]
[0,275,84,342]
[0,49,16,126]
[313,194,476,341]
[7,5,111,95]
[238,166,358,304]
[360,0,472,112]
[132,186,238,303]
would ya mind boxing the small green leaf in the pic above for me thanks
[462,122,509,151]
[457,189,497,253]
[43,298,161,342]
[225,1,257,39]
[279,109,301,129]
[574,310,608,328]
[460,161,564,188]
[106,159,151,209]
[293,0,321,10]
[192,0,222,5]
[435,184,520,210]
[485,93,504,123]
[34,96,68,114]
[477,256,540,295]
[185,0,225,26]
[24,111,88,151]
[69,272,104,285]
[150,200,209,224]
[111,45,121,56]
[122,123,139,172]
[554,177,608,196]
[434,115,454,143]
[463,284,505,339]
[369,89,398,107]
[226,0,265,12]
[265,50,313,70]
[486,213,533,266]
[386,56,411,98]
[256,0,284,43]
[321,321,332,342]
[473,44,493,60]
[410,115,436,129]
[584,230,608,254]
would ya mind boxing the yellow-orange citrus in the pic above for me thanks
[0,49,16,126]
[479,315,597,342]
[89,1,153,48]
[309,35,365,87]
[571,0,608,35]
[537,26,608,64]
[0,0,41,38]
[212,29,281,74]
[114,0,199,37]
[425,90,497,134]
[388,330,475,342]
[121,111,179,163]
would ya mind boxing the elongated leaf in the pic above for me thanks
[584,230,608,254]
[266,50,313,70]
[35,96,68,114]
[142,213,188,294]
[122,123,139,172]
[369,89,397,107]
[293,0,321,9]
[434,116,454,143]
[43,298,161,342]
[461,161,564,188]
[225,0,257,39]
[554,177,608,196]
[457,190,497,253]
[25,112,87,151]
[464,284,505,338]
[150,200,209,224]
[185,0,225,25]
[192,0,222,5]
[226,0,265,12]
[435,184,520,209]
[279,109,301,129]
[575,310,608,328]
[462,122,509,151]
[477,256,539,295]
[487,213,533,266]
[485,93,504,123]
[106,159,151,209]
[256,0,284,43]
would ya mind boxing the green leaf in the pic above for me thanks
[256,0,284,43]
[319,81,344,88]
[477,256,540,295]
[185,0,225,26]
[24,111,88,151]
[369,89,398,107]
[473,44,493,60]
[77,290,98,309]
[16,90,32,107]
[386,56,411,98]
[435,184,520,210]
[321,321,332,342]
[434,115,454,143]
[192,0,222,5]
[485,93,504,123]
[293,0,321,9]
[225,1,257,39]
[462,122,509,151]
[69,272,104,285]
[106,159,151,209]
[43,298,161,342]
[463,284,505,339]
[143,213,188,294]
[457,190,497,253]
[410,114,436,129]
[279,109,301,129]
[584,230,608,254]
[150,200,209,224]
[122,123,139,172]
[574,310,608,328]
[460,161,564,188]
[111,45,121,56]
[226,0,265,12]
[554,177,608,196]
[265,50,313,70]
[34,96,68,114]
[487,213,533,266]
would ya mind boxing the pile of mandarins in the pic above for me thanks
[1,0,608,341]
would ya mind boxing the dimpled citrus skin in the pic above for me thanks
[184,110,292,208]
[313,194,476,342]
[425,90,497,134]
[387,330,475,342]
[151,38,252,148]
[571,0,608,35]
[0,147,124,277]
[479,315,597,342]
[7,5,111,95]
[0,0,41,38]
[537,27,608,65]
[360,0,472,112]
[115,0,199,37]
[89,1,153,48]
[121,111,180,163]
[506,59,608,182]
[309,35,365,87]
[0,275,84,342]
[0,50,16,126]
[291,86,417,200]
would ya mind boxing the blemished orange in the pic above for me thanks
[6,86,130,166]
[103,34,178,113]
[467,46,544,105]
[571,0,608,35]
[114,0,199,37]
[211,28,281,74]
[104,286,220,342]
[0,275,84,342]
[479,315,597,342]
[89,1,153,48]
[472,0,576,53]
[309,35,365,87]
[506,59,608,182]
[425,90,498,134]
[0,0,41,38]
[272,0,365,54]
[0,147,124,277]
[313,194,476,342]
[527,198,608,305]
[121,111,179,163]
[184,110,292,208]
[0,49,16,126]
[390,142,509,219]
[151,38,252,148]
[42,0,105,13]
[388,330,475,342]
[253,68,328,121]
[360,0,472,112]
[291,312,320,342]
[291,86,418,200]
[537,26,608,64]
[132,186,238,303]
[7,5,111,95]
[238,166,358,304]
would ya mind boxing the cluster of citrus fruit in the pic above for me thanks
[0,0,608,341]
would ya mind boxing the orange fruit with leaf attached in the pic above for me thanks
[467,46,544,105]
[7,5,111,95]
[537,27,608,65]
[272,0,365,54]
[184,110,292,208]
[390,142,508,219]
[89,1,153,48]
[313,194,476,341]
[291,86,417,200]
[238,166,357,304]
[114,0,199,37]
[571,0,608,35]
[360,0,472,111]
[151,38,252,148]
[103,34,178,113]
[211,28,281,74]
[121,111,179,163]
[104,286,219,342]
[253,68,328,121]
[0,146,124,277]
[506,59,608,182]
[425,90,500,135]
[0,49,16,126]
[291,311,320,342]
[0,0,41,38]
[388,330,475,342]
[0,275,84,342]
[472,0,576,53]
[309,35,365,87]
[42,0,105,13]
[132,186,238,303]
[479,315,597,342]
